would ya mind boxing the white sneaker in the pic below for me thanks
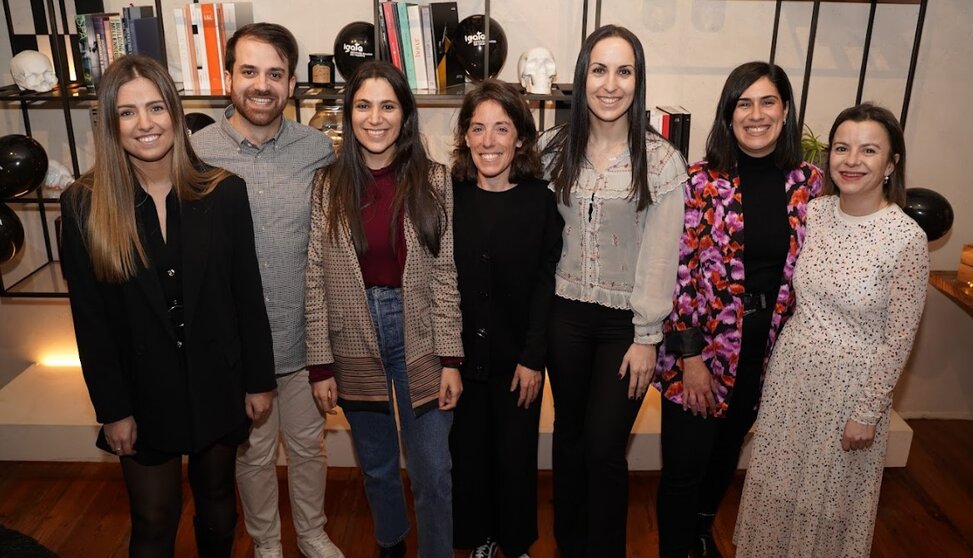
[253,541,284,558]
[298,531,345,558]
[470,538,498,558]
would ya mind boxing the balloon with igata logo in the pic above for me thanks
[450,15,507,81]
[333,21,376,82]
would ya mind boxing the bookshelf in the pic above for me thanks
[0,0,931,297]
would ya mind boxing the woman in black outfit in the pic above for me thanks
[653,62,822,557]
[60,56,275,557]
[449,79,563,558]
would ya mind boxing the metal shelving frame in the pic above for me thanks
[1,0,928,297]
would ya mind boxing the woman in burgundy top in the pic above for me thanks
[304,61,463,558]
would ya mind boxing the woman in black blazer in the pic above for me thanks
[449,80,563,558]
[59,56,275,557]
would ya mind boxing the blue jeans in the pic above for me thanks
[344,287,454,557]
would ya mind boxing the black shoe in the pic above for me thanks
[692,512,722,558]
[377,541,405,558]
[691,529,722,558]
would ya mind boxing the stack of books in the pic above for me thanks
[173,2,254,94]
[376,1,464,91]
[650,106,692,160]
[75,6,162,90]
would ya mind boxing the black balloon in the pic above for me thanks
[451,15,507,81]
[334,22,376,81]
[0,134,48,198]
[0,203,25,264]
[185,112,215,135]
[904,187,953,241]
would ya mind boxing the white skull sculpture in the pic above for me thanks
[518,47,556,95]
[10,50,57,92]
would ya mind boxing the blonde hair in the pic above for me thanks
[74,55,229,283]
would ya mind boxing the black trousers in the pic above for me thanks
[547,297,644,558]
[121,441,238,557]
[450,369,542,556]
[656,308,771,558]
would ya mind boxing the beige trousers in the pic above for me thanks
[236,369,328,545]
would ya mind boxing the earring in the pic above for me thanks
[883,175,890,185]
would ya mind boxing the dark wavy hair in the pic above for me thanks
[225,23,299,77]
[823,102,907,208]
[324,61,445,256]
[705,61,802,172]
[542,25,656,210]
[451,79,542,183]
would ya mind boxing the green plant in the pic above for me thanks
[802,124,827,167]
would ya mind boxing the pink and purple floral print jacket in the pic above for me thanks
[653,160,822,417]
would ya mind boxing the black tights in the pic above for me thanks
[120,442,237,557]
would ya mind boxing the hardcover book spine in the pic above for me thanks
[407,5,427,89]
[396,2,416,89]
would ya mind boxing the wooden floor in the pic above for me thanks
[0,419,971,557]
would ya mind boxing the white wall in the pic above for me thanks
[1,0,971,414]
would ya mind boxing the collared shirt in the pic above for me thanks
[543,132,687,344]
[191,107,334,375]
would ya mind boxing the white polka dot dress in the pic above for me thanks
[734,195,928,558]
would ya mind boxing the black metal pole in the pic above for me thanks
[483,0,490,82]
[856,0,878,105]
[769,0,783,64]
[595,0,602,30]
[373,0,380,61]
[45,0,80,177]
[582,0,589,46]
[797,0,821,131]
[155,0,168,68]
[900,0,928,131]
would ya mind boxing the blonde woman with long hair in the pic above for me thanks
[60,55,275,557]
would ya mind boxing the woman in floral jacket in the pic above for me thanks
[652,61,822,558]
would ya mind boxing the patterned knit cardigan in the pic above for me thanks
[305,161,463,416]
[653,160,822,417]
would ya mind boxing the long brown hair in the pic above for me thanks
[542,25,655,210]
[69,55,228,283]
[451,79,541,183]
[325,61,445,256]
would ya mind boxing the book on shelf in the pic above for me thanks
[121,5,154,58]
[376,3,391,63]
[651,108,669,140]
[188,4,210,93]
[657,106,689,159]
[657,106,682,153]
[91,14,113,75]
[429,2,463,90]
[173,7,196,91]
[396,2,417,89]
[74,7,166,89]
[407,5,428,89]
[676,105,691,159]
[75,13,101,88]
[131,18,163,63]
[200,3,223,93]
[419,5,438,91]
[381,2,403,72]
[171,3,252,94]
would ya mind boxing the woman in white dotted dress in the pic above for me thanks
[734,103,929,557]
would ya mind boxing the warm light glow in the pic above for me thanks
[38,353,81,367]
